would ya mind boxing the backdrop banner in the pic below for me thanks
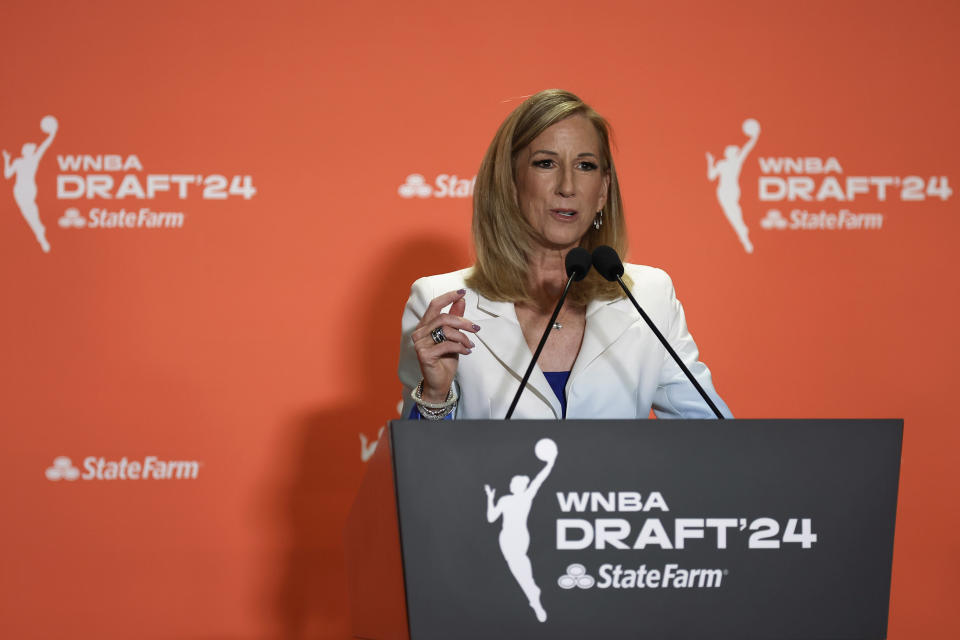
[1,1,957,638]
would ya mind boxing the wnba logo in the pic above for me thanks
[706,118,760,254]
[484,438,557,623]
[3,115,58,253]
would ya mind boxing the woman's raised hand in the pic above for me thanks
[410,289,480,403]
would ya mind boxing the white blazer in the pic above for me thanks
[398,264,731,420]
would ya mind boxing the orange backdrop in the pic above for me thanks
[1,1,957,638]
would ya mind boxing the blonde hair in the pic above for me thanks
[466,89,629,306]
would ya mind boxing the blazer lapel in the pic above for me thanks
[569,297,638,388]
[474,294,562,418]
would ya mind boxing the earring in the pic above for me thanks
[593,210,603,230]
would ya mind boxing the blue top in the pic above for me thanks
[410,371,571,419]
[543,371,570,418]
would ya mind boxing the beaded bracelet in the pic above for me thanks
[412,380,458,420]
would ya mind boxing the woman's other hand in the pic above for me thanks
[410,289,480,403]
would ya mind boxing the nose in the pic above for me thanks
[556,165,575,198]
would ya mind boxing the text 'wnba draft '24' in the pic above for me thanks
[3,115,258,254]
[706,118,952,253]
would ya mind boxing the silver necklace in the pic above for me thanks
[552,322,562,330]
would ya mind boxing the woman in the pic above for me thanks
[399,89,730,420]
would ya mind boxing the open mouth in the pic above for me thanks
[552,209,578,218]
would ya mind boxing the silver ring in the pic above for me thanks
[430,326,446,344]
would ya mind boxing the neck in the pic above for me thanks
[523,246,575,313]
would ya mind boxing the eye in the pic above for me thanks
[532,158,555,169]
[577,160,599,171]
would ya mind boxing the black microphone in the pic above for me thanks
[505,247,591,419]
[591,245,725,419]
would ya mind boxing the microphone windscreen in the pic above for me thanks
[565,247,592,281]
[592,245,624,281]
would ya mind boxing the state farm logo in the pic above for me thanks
[760,207,881,231]
[760,209,788,230]
[559,562,726,590]
[397,174,432,198]
[557,563,595,589]
[398,173,475,199]
[44,455,201,481]
[45,456,80,481]
[59,207,85,228]
[706,118,953,252]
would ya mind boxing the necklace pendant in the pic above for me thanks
[552,322,563,330]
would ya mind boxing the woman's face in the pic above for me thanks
[515,115,609,252]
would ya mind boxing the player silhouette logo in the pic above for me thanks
[3,115,57,253]
[358,426,384,462]
[484,437,557,623]
[707,118,760,254]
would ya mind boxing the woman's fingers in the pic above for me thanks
[422,288,466,321]
[425,330,474,351]
[420,341,472,364]
[418,290,478,331]
[412,314,480,345]
[420,326,475,355]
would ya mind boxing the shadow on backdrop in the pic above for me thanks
[270,237,468,639]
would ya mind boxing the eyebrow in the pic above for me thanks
[531,150,599,158]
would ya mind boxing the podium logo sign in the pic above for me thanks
[480,439,820,620]
[483,437,557,623]
[45,455,201,481]
[705,118,953,253]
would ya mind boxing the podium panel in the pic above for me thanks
[348,419,902,640]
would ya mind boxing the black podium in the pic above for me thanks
[344,419,902,640]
